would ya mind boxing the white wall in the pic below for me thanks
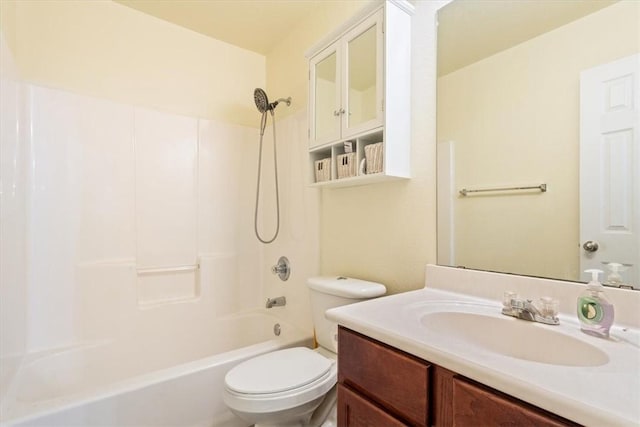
[0,6,27,389]
[25,86,265,351]
[259,109,320,333]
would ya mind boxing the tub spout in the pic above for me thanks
[266,296,286,308]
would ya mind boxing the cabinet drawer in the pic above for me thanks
[338,384,407,427]
[338,327,429,426]
[452,377,580,427]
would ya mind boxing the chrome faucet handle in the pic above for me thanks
[501,292,559,325]
[271,256,290,281]
[537,297,559,321]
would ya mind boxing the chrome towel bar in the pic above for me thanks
[459,183,547,196]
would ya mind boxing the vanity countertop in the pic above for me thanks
[326,286,640,427]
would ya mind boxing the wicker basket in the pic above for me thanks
[364,142,383,174]
[336,152,357,179]
[314,158,331,182]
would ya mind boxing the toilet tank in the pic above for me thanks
[307,276,386,353]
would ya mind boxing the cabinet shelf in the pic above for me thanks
[309,128,409,188]
[310,172,407,189]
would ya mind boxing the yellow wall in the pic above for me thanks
[437,1,639,281]
[9,0,376,125]
[11,0,264,127]
[265,1,443,294]
[0,1,17,59]
[318,2,441,294]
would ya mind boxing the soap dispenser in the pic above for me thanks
[577,269,614,338]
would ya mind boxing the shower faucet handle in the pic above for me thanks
[271,256,290,281]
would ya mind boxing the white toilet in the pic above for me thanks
[223,276,386,427]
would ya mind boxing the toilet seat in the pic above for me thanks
[224,347,337,414]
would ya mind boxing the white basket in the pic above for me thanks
[364,142,383,174]
[336,152,357,179]
[314,158,331,182]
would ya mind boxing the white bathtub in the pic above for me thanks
[1,311,312,426]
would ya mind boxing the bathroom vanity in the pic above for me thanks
[326,265,640,427]
[338,327,577,426]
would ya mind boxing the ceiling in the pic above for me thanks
[437,0,619,76]
[115,0,619,75]
[114,0,328,55]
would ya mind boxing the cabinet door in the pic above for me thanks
[310,42,341,148]
[338,384,408,427]
[342,9,383,139]
[338,327,429,426]
[452,377,579,427]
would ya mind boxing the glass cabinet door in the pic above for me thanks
[309,9,382,148]
[343,11,383,137]
[311,45,340,147]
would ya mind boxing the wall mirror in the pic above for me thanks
[436,0,639,289]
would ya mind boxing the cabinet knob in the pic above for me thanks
[333,108,345,116]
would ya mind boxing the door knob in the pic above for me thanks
[582,241,599,252]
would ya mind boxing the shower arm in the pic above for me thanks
[270,97,292,110]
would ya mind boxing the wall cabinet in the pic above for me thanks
[310,10,383,147]
[307,1,413,188]
[338,327,581,427]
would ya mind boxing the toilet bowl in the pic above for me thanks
[224,347,337,426]
[223,276,386,427]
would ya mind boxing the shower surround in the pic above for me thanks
[1,80,318,426]
[1,0,323,423]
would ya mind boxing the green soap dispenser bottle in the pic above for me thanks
[577,269,614,338]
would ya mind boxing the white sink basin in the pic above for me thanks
[420,308,609,367]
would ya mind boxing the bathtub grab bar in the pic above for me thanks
[136,264,200,275]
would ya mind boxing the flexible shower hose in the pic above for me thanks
[254,110,280,244]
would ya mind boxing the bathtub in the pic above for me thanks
[0,311,312,426]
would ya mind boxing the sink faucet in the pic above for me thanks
[501,292,559,325]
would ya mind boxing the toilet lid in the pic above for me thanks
[225,347,333,395]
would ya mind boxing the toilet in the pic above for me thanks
[223,276,386,427]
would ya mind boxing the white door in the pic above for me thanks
[580,54,639,288]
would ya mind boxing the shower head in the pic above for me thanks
[254,88,292,113]
[254,88,270,113]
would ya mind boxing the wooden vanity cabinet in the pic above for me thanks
[338,326,429,426]
[337,327,580,427]
[451,377,577,427]
[338,385,407,427]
